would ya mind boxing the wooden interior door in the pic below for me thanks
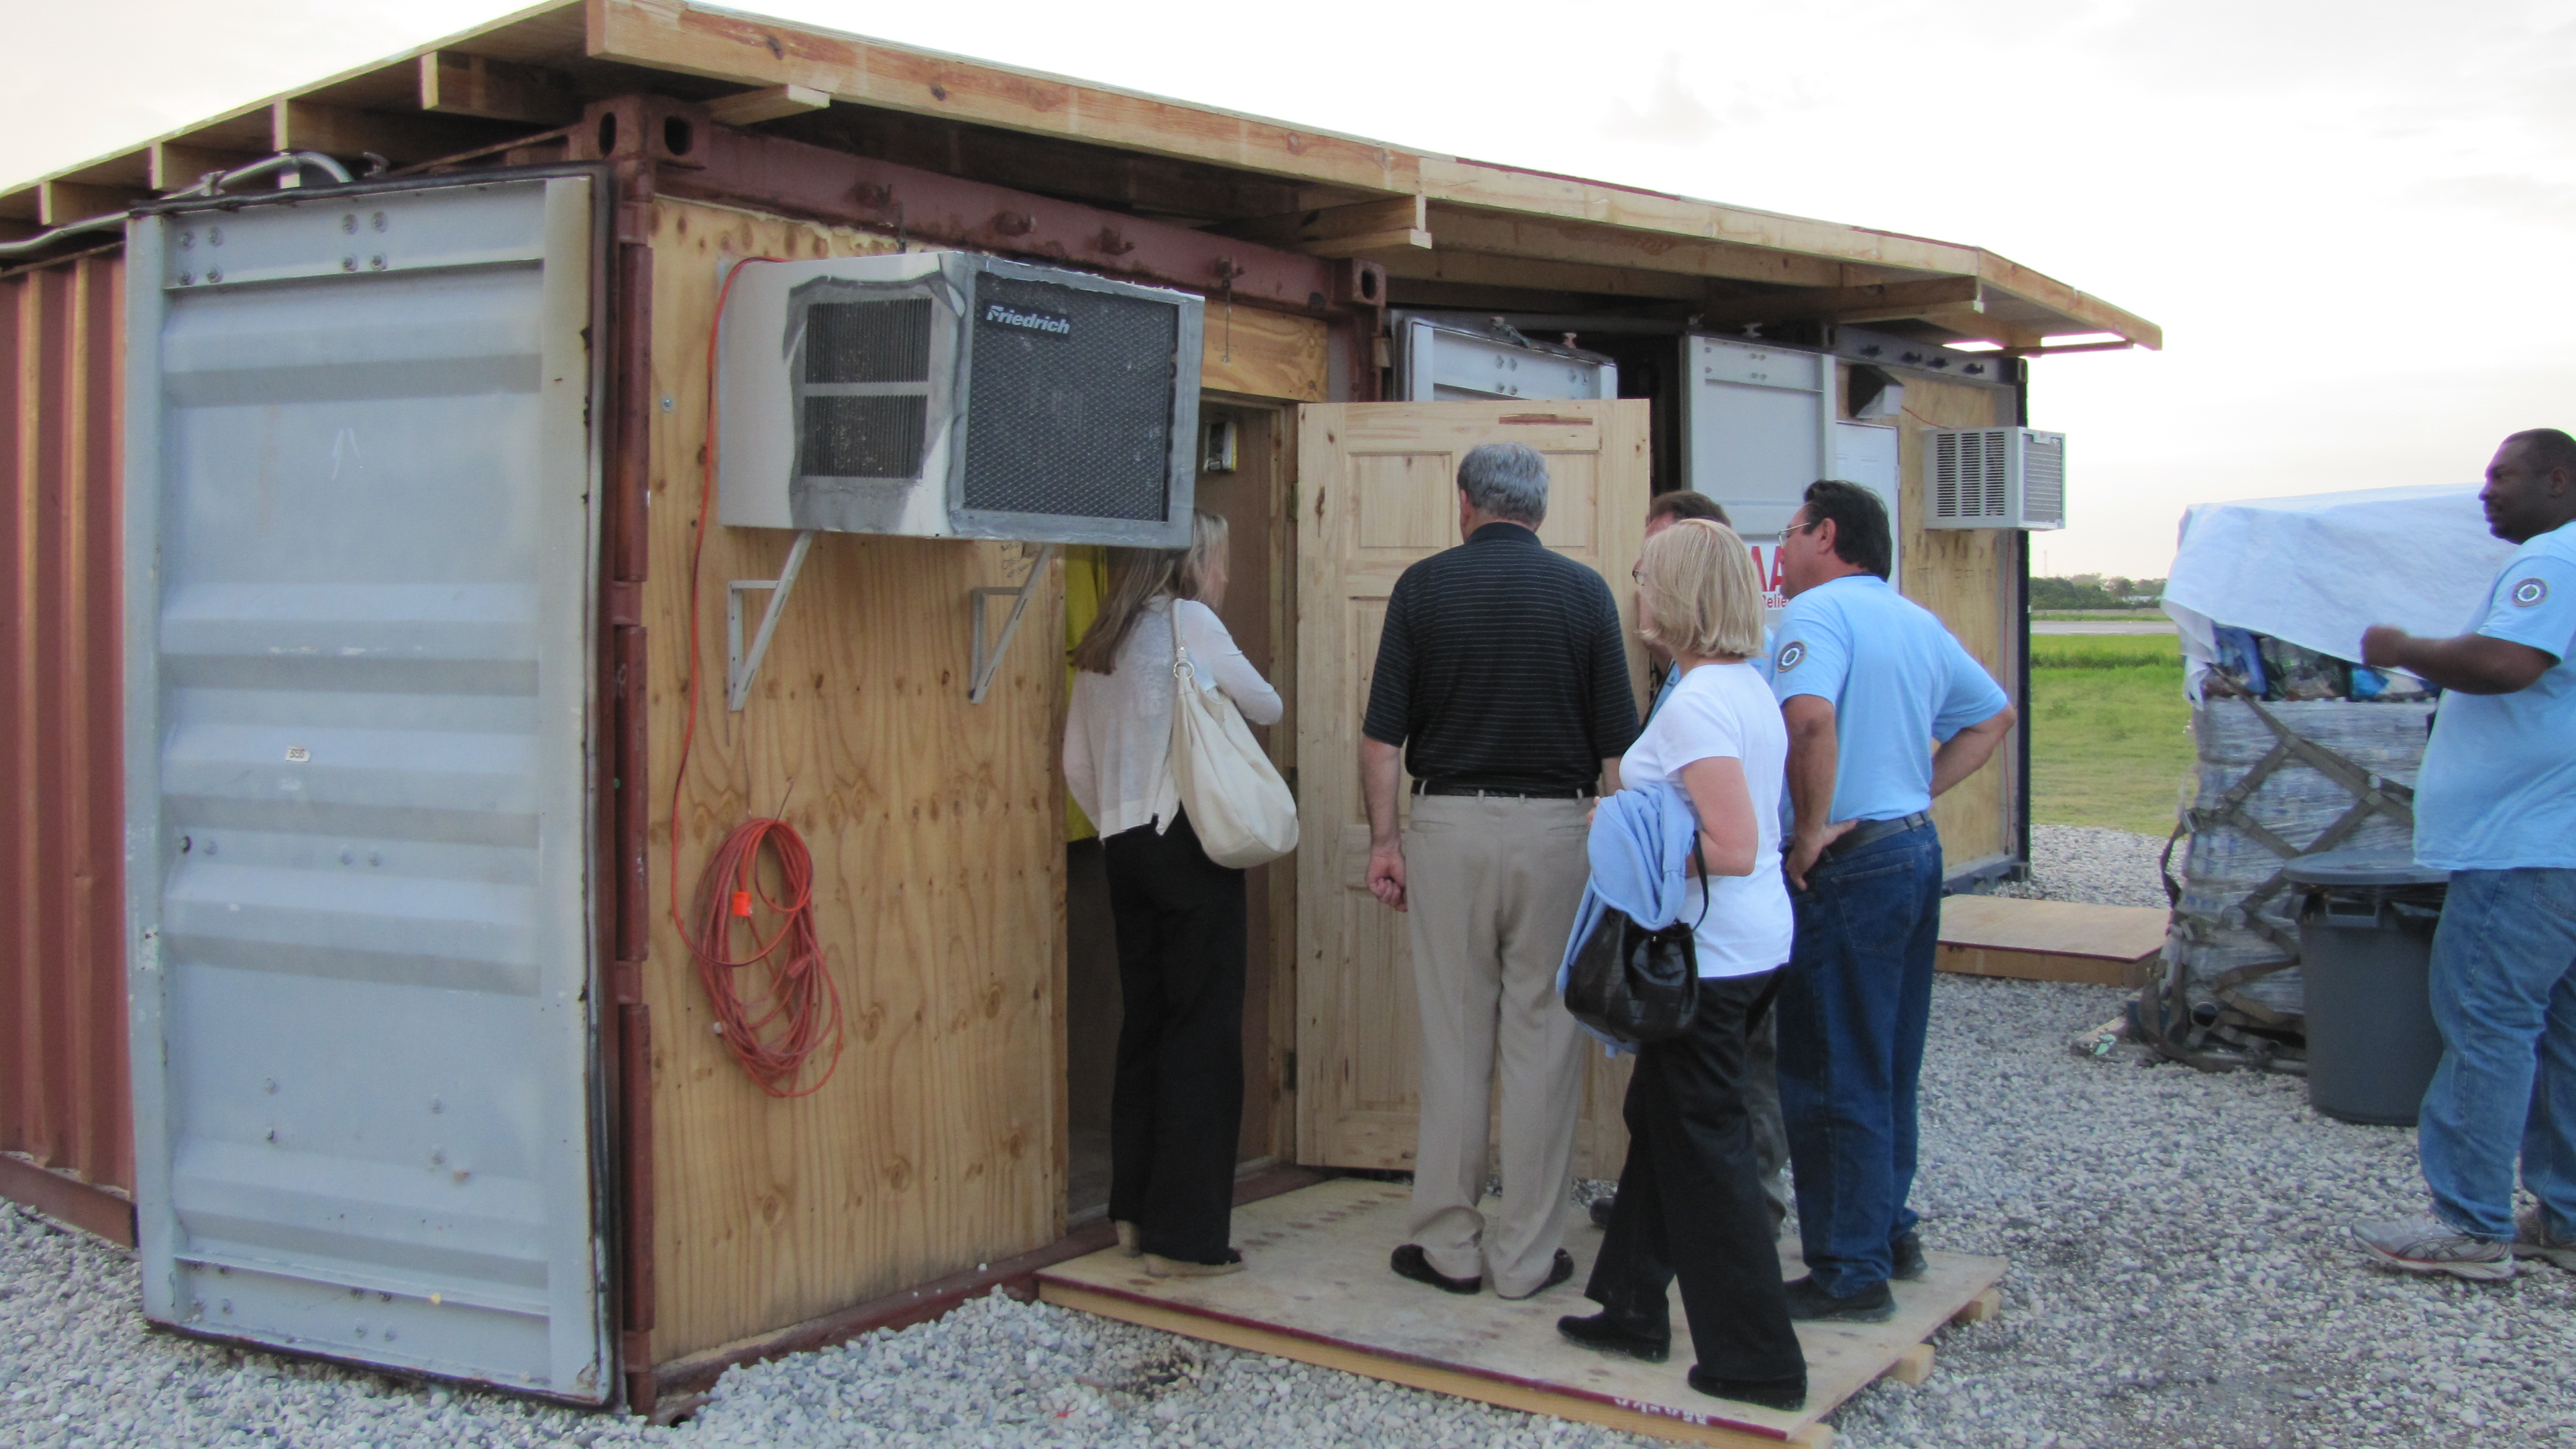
[1294,400,1651,1176]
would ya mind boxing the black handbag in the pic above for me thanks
[1562,837,1709,1045]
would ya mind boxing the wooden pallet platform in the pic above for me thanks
[1937,895,2167,988]
[1036,1179,2005,1449]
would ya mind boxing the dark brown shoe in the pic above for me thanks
[1389,1244,1481,1295]
[1497,1248,1575,1301]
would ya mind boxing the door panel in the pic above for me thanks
[122,176,606,1399]
[1294,401,1650,1177]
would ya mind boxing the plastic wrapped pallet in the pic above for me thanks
[2144,695,2433,1068]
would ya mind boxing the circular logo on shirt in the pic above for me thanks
[1776,639,1808,672]
[2512,577,2549,607]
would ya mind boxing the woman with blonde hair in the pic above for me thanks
[1064,511,1281,1277]
[1556,517,1805,1410]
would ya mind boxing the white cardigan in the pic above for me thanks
[1065,597,1283,840]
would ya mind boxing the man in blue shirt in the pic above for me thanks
[1768,480,2016,1321]
[2351,427,2576,1281]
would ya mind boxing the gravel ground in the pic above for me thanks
[9,827,2573,1449]
[1993,823,2174,910]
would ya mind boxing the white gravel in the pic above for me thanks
[9,827,2573,1449]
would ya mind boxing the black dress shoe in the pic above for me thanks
[1589,1195,1617,1229]
[1890,1230,1927,1282]
[1390,1244,1481,1295]
[1555,1311,1670,1363]
[1782,1274,1894,1323]
[1497,1248,1574,1301]
[1686,1366,1807,1411]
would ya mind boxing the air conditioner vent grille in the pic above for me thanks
[2021,434,2065,526]
[804,395,930,479]
[961,274,1178,523]
[804,299,933,383]
[1922,426,2065,531]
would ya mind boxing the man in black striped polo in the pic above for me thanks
[1360,441,1642,1301]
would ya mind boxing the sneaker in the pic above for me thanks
[1782,1274,1894,1323]
[1686,1366,1807,1411]
[2351,1215,2514,1282]
[2512,1207,2576,1271]
[1497,1249,1576,1301]
[1555,1311,1670,1364]
[1889,1230,1927,1283]
[1390,1244,1482,1295]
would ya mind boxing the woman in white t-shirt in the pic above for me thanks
[1063,512,1281,1280]
[1556,517,1805,1412]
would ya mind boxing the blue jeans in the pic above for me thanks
[2419,867,2576,1241]
[1774,822,1944,1297]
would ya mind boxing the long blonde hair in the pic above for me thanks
[1635,517,1767,660]
[1071,511,1230,674]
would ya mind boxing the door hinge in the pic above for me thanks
[1283,1051,1297,1091]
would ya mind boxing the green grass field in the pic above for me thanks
[2026,631,2193,837]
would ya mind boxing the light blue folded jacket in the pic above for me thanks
[1556,782,1700,1056]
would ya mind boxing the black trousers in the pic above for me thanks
[1585,970,1805,1384]
[1103,810,1248,1264]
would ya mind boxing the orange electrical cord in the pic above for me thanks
[667,254,845,1097]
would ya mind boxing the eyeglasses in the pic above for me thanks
[1785,518,1822,536]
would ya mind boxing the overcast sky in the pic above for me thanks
[9,0,2570,578]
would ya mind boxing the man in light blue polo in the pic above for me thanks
[2351,427,2576,1281]
[1768,480,2016,1322]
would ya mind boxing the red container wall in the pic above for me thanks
[0,248,131,1200]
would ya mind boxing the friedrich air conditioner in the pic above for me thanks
[717,252,1203,546]
[1925,427,2065,531]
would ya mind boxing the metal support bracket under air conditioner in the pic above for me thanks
[967,543,1060,704]
[727,529,817,712]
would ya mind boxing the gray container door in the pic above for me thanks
[121,175,607,1400]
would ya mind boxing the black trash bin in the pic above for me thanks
[2282,849,2451,1126]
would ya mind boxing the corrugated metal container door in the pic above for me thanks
[1,250,133,1205]
[121,176,608,1399]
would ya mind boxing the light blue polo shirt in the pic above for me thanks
[2414,520,2576,871]
[1768,574,2009,823]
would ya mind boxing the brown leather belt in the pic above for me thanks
[1412,780,1597,800]
[1825,811,1933,856]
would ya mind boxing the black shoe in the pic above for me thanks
[1589,1195,1617,1229]
[1497,1248,1574,1301]
[1390,1244,1482,1295]
[1555,1311,1670,1363]
[1686,1366,1807,1411]
[1890,1231,1927,1283]
[1782,1274,1894,1323]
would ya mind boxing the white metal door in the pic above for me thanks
[121,176,607,1399]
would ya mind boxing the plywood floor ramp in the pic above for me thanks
[1036,1179,2007,1449]
[1937,895,2169,988]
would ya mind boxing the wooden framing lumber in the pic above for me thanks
[271,99,514,166]
[38,181,145,227]
[0,1154,135,1248]
[1937,897,2166,989]
[421,51,584,125]
[1424,205,1860,289]
[1698,276,1982,327]
[1215,196,1432,256]
[704,84,830,127]
[1375,246,1714,303]
[149,143,266,192]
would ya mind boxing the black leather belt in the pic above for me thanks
[1412,780,1597,800]
[1826,811,1933,856]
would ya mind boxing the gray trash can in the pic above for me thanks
[2282,849,2451,1126]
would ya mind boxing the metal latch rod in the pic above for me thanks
[967,543,1060,704]
[726,529,817,712]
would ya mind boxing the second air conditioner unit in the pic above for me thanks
[1925,427,2065,531]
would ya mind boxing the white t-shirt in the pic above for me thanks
[1619,659,1793,979]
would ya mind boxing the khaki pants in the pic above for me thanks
[1403,794,1589,1297]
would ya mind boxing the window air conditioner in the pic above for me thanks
[716,252,1203,546]
[1924,427,2065,531]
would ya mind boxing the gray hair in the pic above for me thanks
[1457,442,1549,525]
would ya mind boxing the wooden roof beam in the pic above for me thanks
[421,52,584,125]
[150,142,268,192]
[1424,205,1874,290]
[586,0,1417,192]
[1696,276,1982,329]
[706,84,830,126]
[1210,197,1430,257]
[1374,247,1714,305]
[272,99,519,166]
[40,180,147,228]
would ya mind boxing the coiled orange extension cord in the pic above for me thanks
[667,254,845,1097]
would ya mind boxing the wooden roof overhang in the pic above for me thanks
[0,0,2157,354]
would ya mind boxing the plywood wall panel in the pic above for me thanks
[643,199,1065,1361]
[1888,374,2017,867]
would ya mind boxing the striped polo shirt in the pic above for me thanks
[1362,523,1640,792]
